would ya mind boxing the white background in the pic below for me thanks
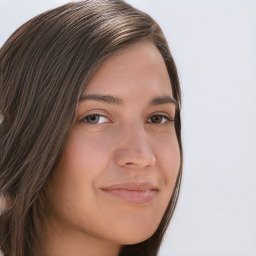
[0,1,255,256]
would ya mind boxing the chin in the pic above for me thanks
[113,219,159,245]
[118,231,154,245]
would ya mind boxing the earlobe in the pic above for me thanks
[0,112,4,124]
[0,192,9,216]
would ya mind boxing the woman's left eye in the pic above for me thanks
[82,114,109,124]
[148,115,174,124]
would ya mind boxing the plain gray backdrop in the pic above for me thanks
[0,1,255,256]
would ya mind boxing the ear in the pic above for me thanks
[0,192,9,216]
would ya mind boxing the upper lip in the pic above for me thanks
[101,181,158,192]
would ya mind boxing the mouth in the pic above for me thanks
[101,182,159,204]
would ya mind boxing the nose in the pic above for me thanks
[113,126,156,169]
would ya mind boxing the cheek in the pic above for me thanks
[63,128,112,176]
[48,129,112,206]
[154,133,180,225]
[46,129,114,226]
[155,132,180,187]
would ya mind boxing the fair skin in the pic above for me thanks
[42,41,180,256]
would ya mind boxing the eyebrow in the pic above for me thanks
[79,94,177,106]
[148,95,178,106]
[79,94,123,105]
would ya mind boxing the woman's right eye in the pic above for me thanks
[82,114,109,124]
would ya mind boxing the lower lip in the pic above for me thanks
[102,189,158,204]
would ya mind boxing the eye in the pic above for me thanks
[148,114,174,124]
[82,114,109,124]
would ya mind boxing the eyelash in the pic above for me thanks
[81,113,175,125]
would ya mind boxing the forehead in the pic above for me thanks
[84,41,173,97]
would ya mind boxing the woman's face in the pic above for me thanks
[46,42,180,247]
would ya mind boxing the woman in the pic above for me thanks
[0,1,182,255]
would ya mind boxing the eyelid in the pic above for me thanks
[78,109,108,120]
[158,114,174,121]
[148,112,175,121]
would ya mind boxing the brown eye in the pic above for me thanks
[150,116,163,124]
[148,115,173,124]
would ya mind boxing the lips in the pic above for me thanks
[101,182,158,204]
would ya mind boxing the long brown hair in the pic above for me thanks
[0,1,182,255]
